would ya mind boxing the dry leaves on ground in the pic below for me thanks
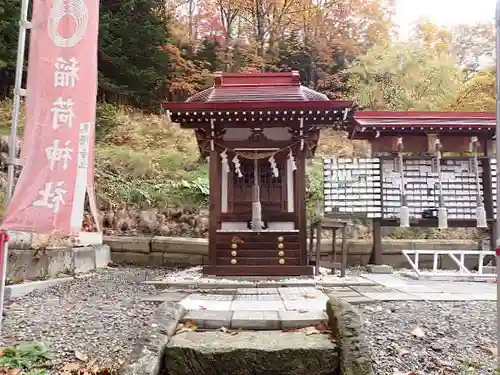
[302,294,316,299]
[219,326,241,335]
[0,368,21,375]
[283,321,331,335]
[175,319,198,334]
[478,343,498,356]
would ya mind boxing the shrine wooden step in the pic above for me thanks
[216,233,299,242]
[216,249,301,258]
[215,242,300,250]
[203,265,314,277]
[217,257,301,266]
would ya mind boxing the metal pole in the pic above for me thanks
[495,0,500,368]
[1,0,31,338]
[6,0,30,204]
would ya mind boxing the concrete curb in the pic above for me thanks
[122,302,186,375]
[326,297,374,375]
[5,277,74,300]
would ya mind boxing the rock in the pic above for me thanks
[326,297,374,375]
[165,331,338,375]
[366,264,393,274]
[410,326,425,338]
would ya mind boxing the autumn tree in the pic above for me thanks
[346,42,463,111]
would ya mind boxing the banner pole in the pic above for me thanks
[495,0,500,369]
[2,0,30,338]
[6,0,31,204]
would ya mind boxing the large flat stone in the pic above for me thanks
[279,310,327,329]
[231,310,281,330]
[183,310,232,329]
[230,300,285,311]
[165,331,338,375]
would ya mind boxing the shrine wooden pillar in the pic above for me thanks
[296,151,308,265]
[370,145,383,265]
[208,150,221,266]
[484,139,496,251]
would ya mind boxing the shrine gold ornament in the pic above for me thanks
[231,259,237,265]
[278,251,284,257]
[277,236,284,242]
[231,250,237,257]
[231,243,238,249]
[279,258,285,265]
[278,243,284,249]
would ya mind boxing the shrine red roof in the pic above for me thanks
[162,71,355,129]
[186,71,328,102]
[351,111,496,139]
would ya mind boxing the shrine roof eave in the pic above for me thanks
[163,100,355,128]
[350,111,497,140]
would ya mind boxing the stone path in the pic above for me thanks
[144,271,497,330]
[178,287,328,330]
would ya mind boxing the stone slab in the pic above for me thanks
[183,293,234,301]
[361,273,408,287]
[5,277,73,300]
[234,294,282,301]
[278,287,327,301]
[230,310,281,330]
[362,292,422,301]
[141,291,190,303]
[366,264,394,274]
[236,287,279,295]
[230,300,285,311]
[180,299,232,311]
[342,295,375,305]
[183,310,232,329]
[279,310,328,329]
[283,299,326,312]
[165,331,338,375]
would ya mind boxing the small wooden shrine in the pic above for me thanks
[163,71,354,276]
[323,111,497,264]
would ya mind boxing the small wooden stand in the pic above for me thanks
[309,217,348,277]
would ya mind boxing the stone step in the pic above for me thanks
[181,309,327,330]
[164,330,338,375]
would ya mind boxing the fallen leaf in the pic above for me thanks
[74,349,89,362]
[6,369,21,375]
[61,362,82,373]
[199,306,207,310]
[302,294,316,299]
[230,328,241,336]
[304,326,321,335]
[479,344,498,356]
[297,309,309,314]
[175,320,198,334]
[410,326,425,338]
[314,321,331,333]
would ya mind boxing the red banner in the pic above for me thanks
[2,0,100,235]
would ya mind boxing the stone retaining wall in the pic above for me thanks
[104,236,481,269]
[8,245,111,282]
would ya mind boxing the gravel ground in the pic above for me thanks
[1,266,171,372]
[359,301,497,375]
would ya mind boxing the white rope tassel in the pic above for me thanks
[399,206,410,228]
[269,155,278,177]
[232,155,242,178]
[220,149,229,173]
[289,149,297,171]
[299,117,304,150]
[476,204,487,228]
[438,207,448,229]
